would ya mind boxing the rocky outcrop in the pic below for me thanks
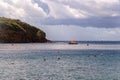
[0,17,47,43]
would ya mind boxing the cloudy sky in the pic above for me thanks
[0,0,120,41]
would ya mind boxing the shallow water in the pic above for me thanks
[0,43,120,80]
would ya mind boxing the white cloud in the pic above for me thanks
[0,0,48,24]
[95,0,119,3]
[0,0,120,25]
[66,0,119,16]
[0,0,26,19]
[41,0,85,19]
[40,0,120,26]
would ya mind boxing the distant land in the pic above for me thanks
[0,17,48,43]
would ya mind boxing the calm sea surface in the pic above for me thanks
[0,42,120,80]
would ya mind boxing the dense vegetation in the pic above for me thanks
[0,17,47,43]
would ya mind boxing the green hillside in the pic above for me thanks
[0,17,47,43]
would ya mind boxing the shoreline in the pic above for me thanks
[0,43,120,50]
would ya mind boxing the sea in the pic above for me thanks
[0,41,120,80]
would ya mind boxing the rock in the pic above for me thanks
[0,17,48,43]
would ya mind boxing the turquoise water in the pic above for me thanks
[0,43,120,80]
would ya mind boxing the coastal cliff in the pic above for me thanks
[0,17,47,43]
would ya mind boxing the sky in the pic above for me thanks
[0,0,120,41]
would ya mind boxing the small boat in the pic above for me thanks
[69,40,78,44]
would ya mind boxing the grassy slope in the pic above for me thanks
[0,17,47,43]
